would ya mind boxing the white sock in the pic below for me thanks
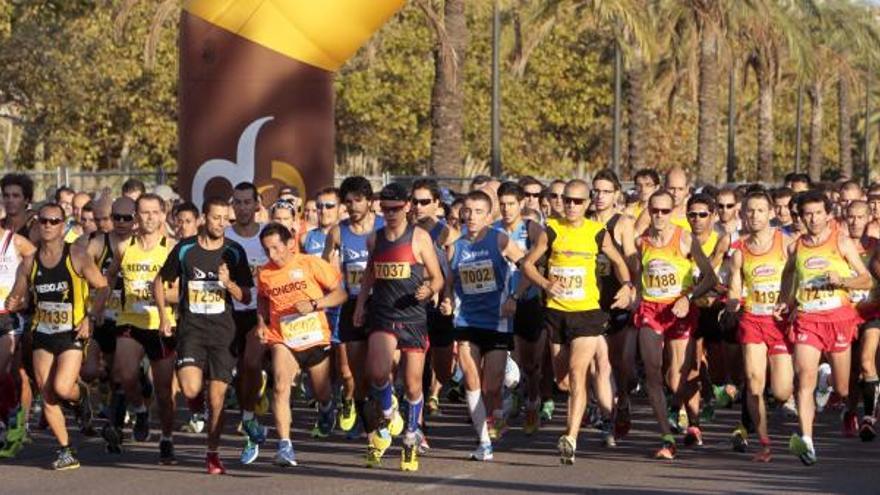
[242,410,254,421]
[465,390,490,446]
[802,435,814,451]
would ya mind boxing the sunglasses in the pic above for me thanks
[413,198,434,206]
[524,192,541,198]
[316,202,337,210]
[563,197,587,206]
[718,203,737,210]
[687,211,710,219]
[112,214,134,222]
[39,217,64,226]
[550,193,563,200]
[649,207,672,216]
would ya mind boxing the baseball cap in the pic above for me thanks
[379,183,409,202]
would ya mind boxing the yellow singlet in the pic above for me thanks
[117,236,174,329]
[546,219,604,312]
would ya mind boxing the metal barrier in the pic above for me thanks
[7,168,175,201]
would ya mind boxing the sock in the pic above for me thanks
[279,438,291,447]
[242,410,254,421]
[802,435,814,451]
[405,395,423,434]
[111,390,126,428]
[466,390,490,446]
[133,404,147,414]
[861,377,879,416]
[371,382,394,418]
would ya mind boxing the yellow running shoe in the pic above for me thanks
[339,399,357,432]
[388,396,404,437]
[523,407,540,435]
[366,429,392,468]
[400,443,419,472]
[254,371,270,416]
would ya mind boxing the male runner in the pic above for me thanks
[635,168,691,235]
[495,182,545,434]
[255,222,347,466]
[173,202,200,240]
[302,188,341,256]
[156,196,253,474]
[727,190,795,462]
[441,189,523,460]
[779,190,871,465]
[7,202,106,470]
[625,168,660,220]
[634,190,717,460]
[521,179,634,465]
[322,177,384,437]
[96,193,177,462]
[353,183,444,472]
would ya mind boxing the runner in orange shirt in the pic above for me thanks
[254,222,348,467]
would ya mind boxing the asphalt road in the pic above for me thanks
[0,397,877,495]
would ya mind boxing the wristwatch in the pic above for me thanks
[310,299,319,311]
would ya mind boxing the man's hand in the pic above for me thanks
[611,286,632,310]
[672,295,690,318]
[773,302,790,322]
[158,315,174,337]
[501,297,516,317]
[545,280,564,298]
[255,323,268,345]
[415,282,433,302]
[439,297,453,316]
[353,304,366,328]
[294,299,314,315]
[75,317,91,340]
[218,263,231,286]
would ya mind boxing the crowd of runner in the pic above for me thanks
[0,168,878,473]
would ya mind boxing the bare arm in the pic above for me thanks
[836,234,873,290]
[685,234,719,300]
[321,226,341,264]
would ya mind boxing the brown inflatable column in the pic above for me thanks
[178,0,405,205]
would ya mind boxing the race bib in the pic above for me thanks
[188,280,226,315]
[104,289,122,320]
[0,286,9,312]
[549,266,586,301]
[35,301,73,334]
[375,262,411,280]
[459,259,497,295]
[849,271,871,305]
[596,254,611,277]
[280,312,325,350]
[346,261,367,295]
[748,281,780,316]
[798,277,842,312]
[644,261,682,299]
[129,279,157,314]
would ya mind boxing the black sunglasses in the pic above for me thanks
[563,196,587,206]
[524,192,541,199]
[549,193,563,200]
[39,217,64,226]
[413,199,434,206]
[718,203,737,210]
[687,211,710,219]
[112,214,134,222]
[650,207,672,215]
[316,202,337,210]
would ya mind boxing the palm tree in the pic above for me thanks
[419,0,468,177]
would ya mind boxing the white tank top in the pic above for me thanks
[224,224,266,312]
[0,230,21,313]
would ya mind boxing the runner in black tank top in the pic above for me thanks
[353,183,444,472]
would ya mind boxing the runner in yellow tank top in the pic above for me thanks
[521,178,633,466]
[727,190,795,463]
[633,189,717,461]
[777,190,871,466]
[93,193,179,461]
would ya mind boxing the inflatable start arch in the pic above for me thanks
[178,0,406,206]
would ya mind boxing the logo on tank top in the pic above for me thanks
[460,249,489,262]
[752,265,777,277]
[804,257,829,270]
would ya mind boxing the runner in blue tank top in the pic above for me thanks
[440,190,524,462]
[410,179,459,418]
[321,177,384,437]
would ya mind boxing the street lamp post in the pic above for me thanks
[490,0,501,177]
[612,41,622,177]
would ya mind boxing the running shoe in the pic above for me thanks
[416,429,430,454]
[684,426,703,447]
[843,410,858,438]
[274,441,297,467]
[133,411,150,442]
[523,407,540,436]
[240,439,259,465]
[159,439,177,465]
[859,416,877,442]
[654,435,676,460]
[827,391,844,411]
[338,398,357,432]
[614,402,631,439]
[388,396,404,437]
[558,435,576,465]
[600,419,616,447]
[667,407,683,434]
[788,433,816,466]
[52,446,80,471]
[401,442,419,472]
[752,446,772,463]
[713,384,732,408]
[488,416,508,441]
[469,443,493,461]
[426,395,441,417]
[102,425,123,454]
[311,408,336,439]
[731,424,749,453]
[206,452,226,475]
[181,412,206,434]
[699,402,716,423]
[242,418,267,445]
[540,399,554,422]
[366,429,392,468]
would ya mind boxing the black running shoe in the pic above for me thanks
[133,411,150,442]
[159,439,177,465]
